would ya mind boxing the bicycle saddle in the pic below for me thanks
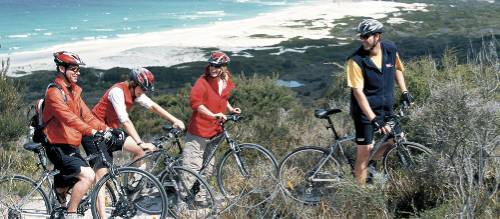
[314,108,342,119]
[23,142,43,152]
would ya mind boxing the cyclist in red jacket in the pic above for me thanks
[183,51,241,206]
[44,51,107,217]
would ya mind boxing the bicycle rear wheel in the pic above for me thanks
[382,141,432,182]
[0,175,51,218]
[159,166,216,218]
[278,146,342,204]
[90,167,168,219]
[217,143,279,208]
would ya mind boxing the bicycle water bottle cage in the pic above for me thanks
[314,108,342,119]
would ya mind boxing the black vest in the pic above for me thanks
[348,40,398,122]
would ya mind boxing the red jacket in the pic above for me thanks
[188,70,235,138]
[92,82,134,128]
[43,76,106,147]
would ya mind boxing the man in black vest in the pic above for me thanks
[346,19,413,185]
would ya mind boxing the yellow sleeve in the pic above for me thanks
[395,53,405,72]
[346,59,364,88]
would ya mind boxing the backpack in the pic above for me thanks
[30,83,67,144]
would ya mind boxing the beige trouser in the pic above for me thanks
[181,132,216,201]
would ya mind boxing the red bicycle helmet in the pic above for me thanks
[129,67,155,92]
[207,51,230,67]
[53,51,85,67]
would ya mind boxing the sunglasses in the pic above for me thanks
[67,66,80,72]
[209,64,226,68]
[359,34,373,40]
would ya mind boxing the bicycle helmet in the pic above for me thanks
[53,51,85,67]
[208,51,230,67]
[357,19,384,36]
[129,67,155,92]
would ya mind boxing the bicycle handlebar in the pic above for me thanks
[217,114,244,126]
[152,124,183,153]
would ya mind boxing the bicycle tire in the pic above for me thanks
[159,166,216,218]
[90,167,168,219]
[382,141,432,182]
[216,143,279,208]
[0,175,51,218]
[278,146,342,204]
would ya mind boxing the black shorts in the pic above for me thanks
[353,120,375,145]
[46,144,88,188]
[81,132,127,169]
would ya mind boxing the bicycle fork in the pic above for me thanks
[397,145,415,170]
[224,140,249,179]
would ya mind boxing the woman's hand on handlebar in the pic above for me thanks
[213,112,227,121]
[230,107,241,114]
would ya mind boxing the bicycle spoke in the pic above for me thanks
[278,147,342,204]
[383,142,432,183]
[217,144,279,208]
[0,176,50,218]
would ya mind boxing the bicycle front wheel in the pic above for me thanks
[278,146,342,204]
[160,166,216,218]
[383,141,432,182]
[91,167,168,219]
[0,175,51,218]
[217,143,279,208]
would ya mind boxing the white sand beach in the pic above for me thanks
[1,1,427,76]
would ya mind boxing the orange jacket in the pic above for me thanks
[43,76,106,147]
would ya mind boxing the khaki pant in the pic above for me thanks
[181,132,216,201]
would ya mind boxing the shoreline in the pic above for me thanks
[1,1,427,77]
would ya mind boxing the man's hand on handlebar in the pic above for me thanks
[140,142,156,152]
[172,119,186,131]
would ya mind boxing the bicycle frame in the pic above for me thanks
[307,136,354,182]
[198,115,249,178]
[307,106,416,183]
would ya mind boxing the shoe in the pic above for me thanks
[129,173,144,188]
[194,199,211,208]
[366,160,377,184]
[65,212,84,219]
[301,186,320,204]
[50,207,67,219]
[53,187,68,206]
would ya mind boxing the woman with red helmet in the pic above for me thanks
[44,51,108,217]
[82,67,185,216]
[182,51,241,206]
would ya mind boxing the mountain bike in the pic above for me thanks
[204,114,279,209]
[278,107,432,204]
[125,125,216,218]
[0,133,169,219]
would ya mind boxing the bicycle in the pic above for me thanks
[203,114,279,209]
[0,132,169,219]
[278,107,432,204]
[125,125,217,218]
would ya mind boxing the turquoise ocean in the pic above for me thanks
[0,0,310,54]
